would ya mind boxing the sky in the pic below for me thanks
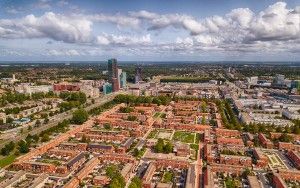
[0,0,299,61]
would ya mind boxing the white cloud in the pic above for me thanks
[0,2,299,56]
[0,12,93,43]
[47,49,83,56]
[96,33,151,46]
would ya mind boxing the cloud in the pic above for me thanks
[0,12,93,43]
[96,34,151,46]
[34,0,52,9]
[0,2,299,56]
[47,49,83,56]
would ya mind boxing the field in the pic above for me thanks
[172,131,195,143]
[0,154,17,168]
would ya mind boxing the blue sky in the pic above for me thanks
[0,0,299,61]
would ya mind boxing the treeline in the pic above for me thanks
[59,92,87,112]
[0,119,71,157]
[216,100,241,130]
[0,91,57,106]
[160,77,225,83]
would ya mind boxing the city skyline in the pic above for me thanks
[0,0,300,61]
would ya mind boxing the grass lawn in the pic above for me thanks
[0,154,17,168]
[162,171,174,183]
[147,130,158,139]
[172,131,195,143]
[153,112,161,118]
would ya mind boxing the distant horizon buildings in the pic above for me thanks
[104,58,126,94]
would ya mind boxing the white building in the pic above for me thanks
[282,108,300,120]
[247,76,258,85]
[15,84,52,95]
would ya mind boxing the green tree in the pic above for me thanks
[18,140,29,153]
[72,108,89,124]
[104,123,112,130]
[163,141,173,154]
[154,138,164,153]
[41,134,50,142]
[129,177,142,188]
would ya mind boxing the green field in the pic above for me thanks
[147,129,158,139]
[0,154,17,168]
[172,131,195,143]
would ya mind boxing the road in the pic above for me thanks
[257,172,270,188]
[0,91,125,149]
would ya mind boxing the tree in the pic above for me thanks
[278,133,293,142]
[44,118,49,124]
[154,138,164,153]
[163,141,173,154]
[133,148,139,157]
[1,141,15,156]
[18,140,29,153]
[72,108,89,124]
[127,115,137,121]
[129,177,142,188]
[104,123,112,130]
[41,134,50,142]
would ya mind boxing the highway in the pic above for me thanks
[0,91,125,149]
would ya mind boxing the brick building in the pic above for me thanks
[287,150,300,169]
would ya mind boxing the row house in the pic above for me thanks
[277,142,294,151]
[203,166,214,188]
[270,132,300,141]
[215,128,241,137]
[258,133,273,149]
[203,130,210,143]
[93,176,110,186]
[154,159,189,169]
[272,173,287,188]
[59,142,87,151]
[13,162,56,174]
[219,154,252,167]
[278,169,300,181]
[75,132,126,142]
[217,137,244,146]
[98,154,136,163]
[142,162,156,188]
[87,144,114,154]
[210,164,246,175]
[64,157,99,188]
[16,119,93,163]
[286,150,300,169]
[121,163,135,182]
[253,148,268,168]
[204,144,214,163]
[66,153,86,171]
[47,149,77,158]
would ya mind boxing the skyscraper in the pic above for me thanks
[108,59,118,82]
[120,72,127,88]
[108,59,119,92]
[135,65,142,83]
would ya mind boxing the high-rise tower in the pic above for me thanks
[135,65,142,83]
[108,59,119,92]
